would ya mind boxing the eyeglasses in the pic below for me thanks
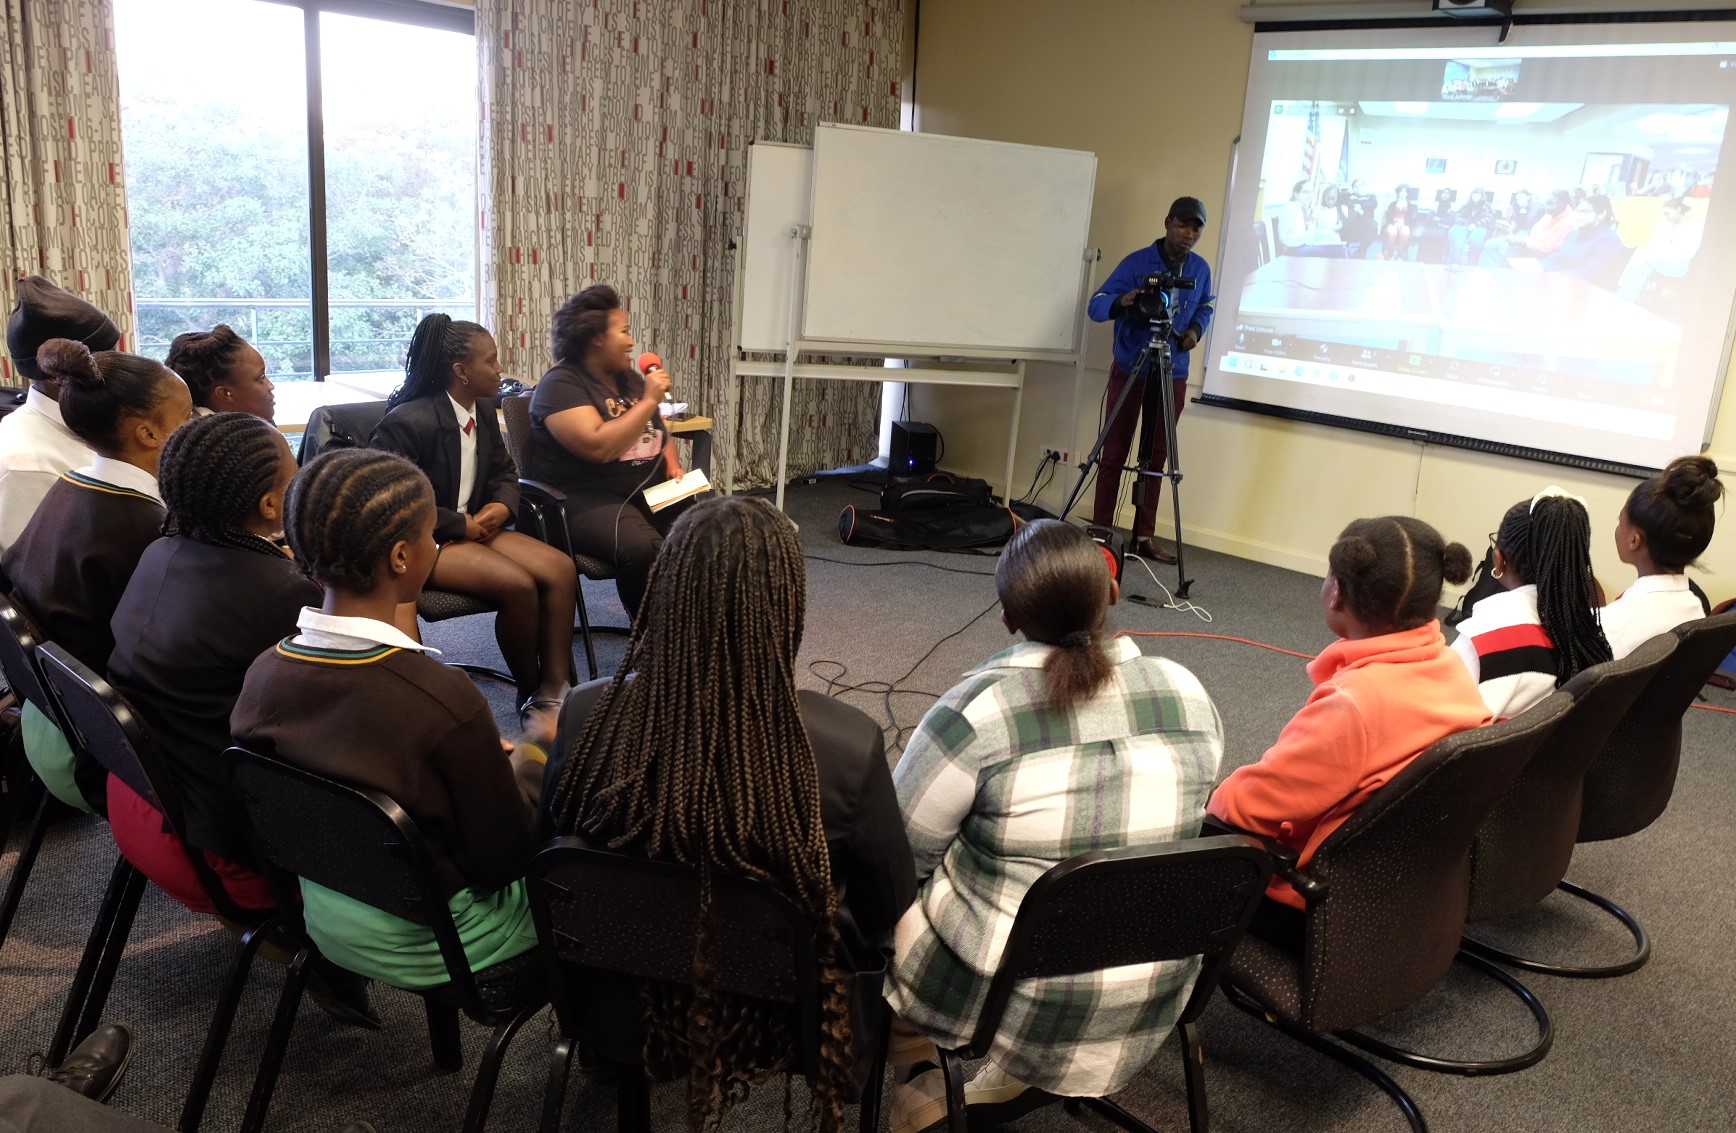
[1488,531,1500,549]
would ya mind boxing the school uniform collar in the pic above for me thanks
[82,455,163,504]
[292,606,440,655]
[1621,573,1690,596]
[969,634,1141,673]
[23,386,75,435]
[446,393,476,433]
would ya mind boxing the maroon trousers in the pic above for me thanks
[1091,363,1189,539]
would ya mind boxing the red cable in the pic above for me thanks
[1114,629,1316,660]
[1691,702,1736,715]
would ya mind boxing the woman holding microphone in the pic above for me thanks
[526,285,687,619]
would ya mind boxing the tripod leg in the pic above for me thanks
[1155,363,1193,598]
[1059,351,1152,523]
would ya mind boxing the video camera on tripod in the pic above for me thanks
[1128,270,1197,321]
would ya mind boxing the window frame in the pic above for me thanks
[262,0,477,378]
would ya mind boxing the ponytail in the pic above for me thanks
[389,313,488,409]
[996,520,1116,713]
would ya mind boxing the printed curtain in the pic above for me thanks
[0,0,134,377]
[478,0,904,488]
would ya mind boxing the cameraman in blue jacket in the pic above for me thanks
[1086,196,1215,564]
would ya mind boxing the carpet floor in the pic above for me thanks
[1,477,1730,1132]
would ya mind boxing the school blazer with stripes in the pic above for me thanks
[371,394,521,544]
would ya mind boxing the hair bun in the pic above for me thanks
[35,338,98,386]
[1662,455,1724,511]
[1334,535,1379,577]
[1440,541,1474,586]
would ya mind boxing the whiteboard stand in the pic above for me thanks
[772,225,811,511]
[1067,248,1103,499]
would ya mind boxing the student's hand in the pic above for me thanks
[1119,290,1140,309]
[1177,328,1201,352]
[643,368,673,404]
[465,516,487,542]
[475,503,511,536]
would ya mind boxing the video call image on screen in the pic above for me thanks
[1208,30,1736,469]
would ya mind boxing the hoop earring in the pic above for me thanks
[1491,565,1504,580]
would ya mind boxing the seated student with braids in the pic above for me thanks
[1208,517,1489,947]
[886,519,1223,1133]
[231,448,552,988]
[372,313,577,715]
[4,340,193,814]
[1602,455,1725,658]
[107,412,316,913]
[543,495,913,1133]
[527,284,689,619]
[163,323,276,422]
[1451,489,1611,719]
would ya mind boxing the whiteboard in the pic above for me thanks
[802,124,1096,356]
[738,142,812,354]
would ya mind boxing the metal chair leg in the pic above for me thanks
[179,916,276,1132]
[71,862,148,1050]
[617,1065,652,1133]
[461,1004,539,1133]
[451,662,520,688]
[1460,879,1650,979]
[1336,950,1552,1076]
[858,1001,891,1133]
[239,947,312,1133]
[1179,1019,1209,1133]
[540,1034,576,1133]
[1225,983,1427,1133]
[575,583,599,681]
[48,857,139,1065]
[936,1048,968,1133]
[425,1000,464,1073]
[0,789,59,953]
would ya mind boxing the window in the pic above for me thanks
[115,0,477,381]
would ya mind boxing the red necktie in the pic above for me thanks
[463,418,474,435]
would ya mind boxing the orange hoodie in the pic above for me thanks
[1207,620,1492,908]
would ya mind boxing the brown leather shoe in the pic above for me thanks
[1137,537,1179,564]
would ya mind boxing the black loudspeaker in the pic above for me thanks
[890,420,940,475]
[1083,523,1125,582]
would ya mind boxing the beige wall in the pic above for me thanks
[909,0,1736,601]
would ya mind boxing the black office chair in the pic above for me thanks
[35,644,276,1132]
[0,594,80,954]
[528,838,888,1133]
[1461,636,1675,979]
[225,745,546,1133]
[1216,693,1571,1133]
[1558,610,1736,973]
[500,392,626,680]
[299,399,517,687]
[926,837,1272,1133]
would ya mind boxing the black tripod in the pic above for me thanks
[1060,300,1194,600]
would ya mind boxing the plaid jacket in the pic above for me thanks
[885,636,1223,1094]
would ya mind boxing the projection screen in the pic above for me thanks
[1202,22,1736,474]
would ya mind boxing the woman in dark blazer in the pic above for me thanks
[373,314,577,713]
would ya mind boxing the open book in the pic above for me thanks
[642,468,712,512]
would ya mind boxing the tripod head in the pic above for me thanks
[1128,270,1194,325]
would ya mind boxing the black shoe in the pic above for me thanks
[306,968,384,1031]
[43,1023,133,1103]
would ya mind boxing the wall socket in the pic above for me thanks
[1042,446,1070,465]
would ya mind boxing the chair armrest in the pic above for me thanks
[518,477,568,504]
[1199,816,1330,906]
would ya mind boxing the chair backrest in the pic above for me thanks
[39,645,257,922]
[1579,609,1736,842]
[528,839,822,1076]
[500,392,535,472]
[225,745,482,1000]
[968,835,1272,1056]
[36,643,164,812]
[1300,692,1571,1033]
[1468,636,1676,922]
[0,592,57,721]
[296,399,388,465]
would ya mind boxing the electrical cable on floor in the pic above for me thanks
[808,597,1002,750]
[805,553,997,576]
[1114,628,1315,660]
[1126,551,1213,623]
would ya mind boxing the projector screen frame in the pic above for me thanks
[1201,14,1736,478]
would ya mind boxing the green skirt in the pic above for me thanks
[298,876,538,990]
